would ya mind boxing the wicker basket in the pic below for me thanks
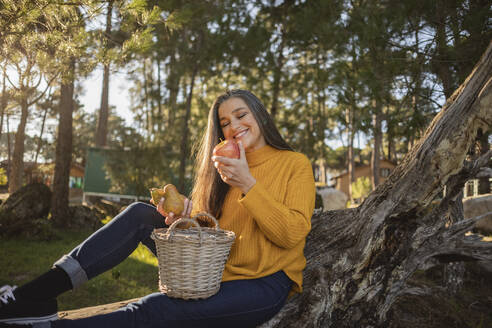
[151,213,235,299]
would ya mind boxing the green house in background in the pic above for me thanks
[83,148,147,203]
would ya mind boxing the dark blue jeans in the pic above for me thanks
[47,202,292,328]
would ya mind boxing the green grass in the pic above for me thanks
[0,228,159,311]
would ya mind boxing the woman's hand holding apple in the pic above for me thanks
[212,141,256,194]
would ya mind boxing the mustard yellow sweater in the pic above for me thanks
[219,145,315,294]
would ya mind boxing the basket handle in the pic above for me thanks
[190,212,220,230]
[168,218,202,243]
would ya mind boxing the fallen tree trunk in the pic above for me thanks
[58,299,139,320]
[60,41,492,326]
[259,40,492,327]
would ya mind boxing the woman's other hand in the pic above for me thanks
[151,197,193,225]
[212,141,256,194]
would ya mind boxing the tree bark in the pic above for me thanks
[95,0,113,148]
[149,59,156,136]
[8,95,28,193]
[346,107,355,202]
[370,104,382,189]
[156,58,162,134]
[167,50,180,130]
[369,38,384,190]
[433,0,455,99]
[51,61,75,227]
[259,41,492,328]
[386,132,395,163]
[476,129,490,194]
[178,66,197,191]
[143,58,151,138]
[270,31,285,120]
[6,111,11,178]
[0,63,7,141]
[34,94,50,165]
[95,62,110,147]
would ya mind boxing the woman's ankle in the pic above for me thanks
[14,267,71,301]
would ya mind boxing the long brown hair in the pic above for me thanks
[191,89,293,218]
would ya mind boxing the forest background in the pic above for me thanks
[0,0,490,224]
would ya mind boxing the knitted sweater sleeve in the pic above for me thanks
[238,154,315,249]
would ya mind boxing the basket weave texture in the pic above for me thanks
[151,213,236,300]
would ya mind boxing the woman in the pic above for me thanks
[0,89,315,328]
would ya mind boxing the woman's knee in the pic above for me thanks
[125,201,151,214]
[116,202,163,226]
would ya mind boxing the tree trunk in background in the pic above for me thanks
[0,63,7,141]
[6,112,11,178]
[319,159,327,186]
[371,102,382,189]
[178,66,197,191]
[149,60,157,136]
[143,58,151,138]
[95,62,110,147]
[259,40,492,328]
[167,51,180,130]
[368,38,384,191]
[346,107,355,202]
[270,33,285,120]
[95,0,113,147]
[34,99,49,165]
[157,58,162,134]
[477,129,490,194]
[408,23,424,162]
[8,95,28,193]
[433,0,454,99]
[387,128,395,162]
[51,61,75,227]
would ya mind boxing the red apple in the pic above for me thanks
[213,139,240,159]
